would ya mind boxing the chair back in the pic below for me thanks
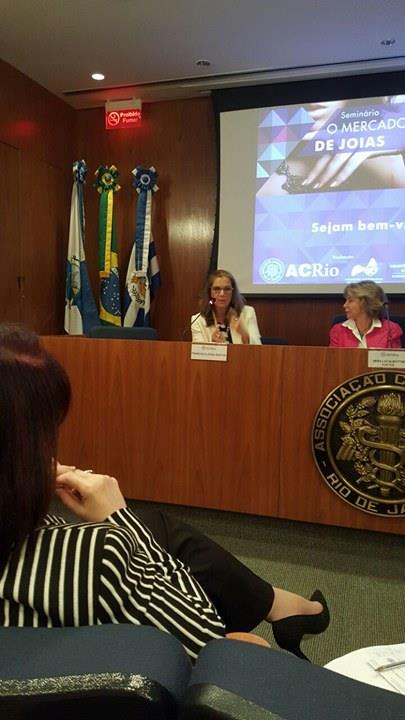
[0,625,190,720]
[88,326,159,340]
[180,639,405,720]
[260,337,289,345]
[390,315,405,346]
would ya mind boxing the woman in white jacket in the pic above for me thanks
[191,269,262,344]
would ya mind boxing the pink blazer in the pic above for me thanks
[329,319,403,348]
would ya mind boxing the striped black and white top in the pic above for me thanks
[0,508,225,658]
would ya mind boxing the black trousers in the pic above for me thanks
[134,507,274,633]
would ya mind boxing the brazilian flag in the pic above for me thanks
[94,165,121,326]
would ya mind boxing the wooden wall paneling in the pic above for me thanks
[278,346,405,533]
[252,296,344,347]
[0,142,22,322]
[75,99,217,341]
[0,59,75,332]
[0,59,75,169]
[44,338,282,516]
[19,156,71,333]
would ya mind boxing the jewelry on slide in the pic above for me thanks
[276,160,313,195]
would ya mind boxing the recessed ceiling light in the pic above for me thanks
[381,38,396,46]
[195,59,211,67]
[91,73,105,81]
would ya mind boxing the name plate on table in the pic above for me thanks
[191,343,228,362]
[368,350,405,370]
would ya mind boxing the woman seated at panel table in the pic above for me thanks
[191,269,262,344]
[329,280,403,348]
[0,323,330,661]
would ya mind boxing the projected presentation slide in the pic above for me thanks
[254,95,405,291]
[218,93,405,294]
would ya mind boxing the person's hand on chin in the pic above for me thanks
[55,465,126,522]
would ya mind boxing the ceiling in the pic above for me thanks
[1,0,405,109]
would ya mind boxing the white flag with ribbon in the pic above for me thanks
[123,166,160,327]
[64,160,99,335]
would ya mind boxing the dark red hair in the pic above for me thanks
[0,324,71,562]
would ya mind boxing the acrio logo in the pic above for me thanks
[259,258,285,283]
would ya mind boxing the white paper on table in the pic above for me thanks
[367,643,405,694]
[325,643,405,694]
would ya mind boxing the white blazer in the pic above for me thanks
[191,305,262,345]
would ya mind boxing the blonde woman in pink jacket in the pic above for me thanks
[329,281,402,348]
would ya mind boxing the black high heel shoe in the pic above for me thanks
[271,590,330,661]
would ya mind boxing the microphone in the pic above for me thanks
[182,298,215,338]
[383,294,392,349]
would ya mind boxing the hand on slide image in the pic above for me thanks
[301,150,396,189]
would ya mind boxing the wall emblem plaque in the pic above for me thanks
[312,372,405,516]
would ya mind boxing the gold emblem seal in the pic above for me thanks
[312,372,405,516]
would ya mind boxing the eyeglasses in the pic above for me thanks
[211,286,233,294]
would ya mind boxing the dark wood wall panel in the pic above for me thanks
[0,59,74,333]
[0,142,21,322]
[75,100,216,341]
[20,157,71,332]
[0,60,75,168]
